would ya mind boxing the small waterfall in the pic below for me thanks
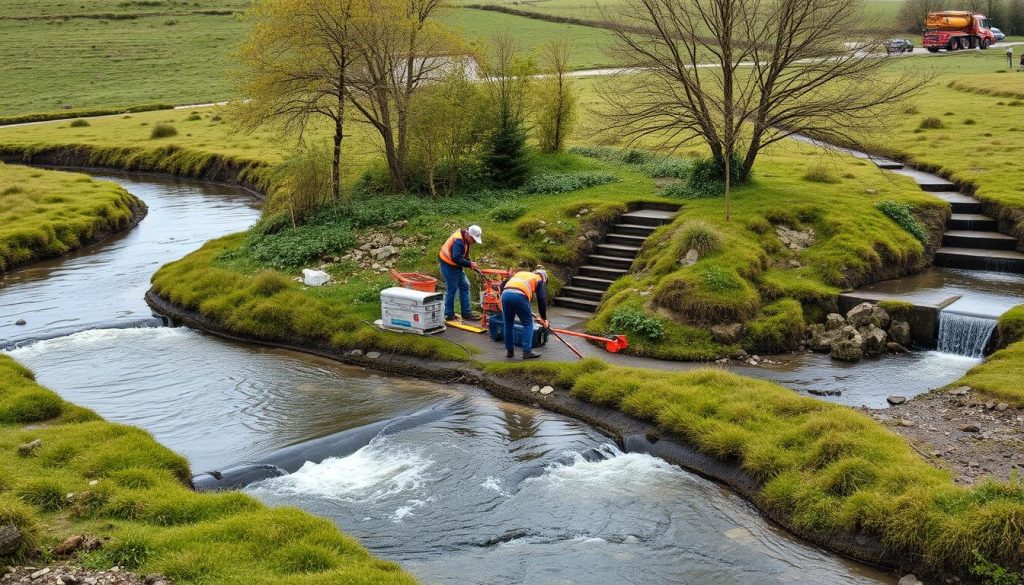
[937,311,996,358]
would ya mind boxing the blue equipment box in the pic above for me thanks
[487,313,548,347]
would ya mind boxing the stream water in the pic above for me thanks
[3,170,981,584]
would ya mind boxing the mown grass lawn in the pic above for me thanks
[0,355,418,584]
[0,162,144,272]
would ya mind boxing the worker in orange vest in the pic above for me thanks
[500,268,549,359]
[438,225,483,321]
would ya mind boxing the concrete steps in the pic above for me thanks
[555,204,679,312]
[888,166,1024,274]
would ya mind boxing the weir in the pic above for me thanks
[936,310,996,358]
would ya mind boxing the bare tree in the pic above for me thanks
[536,39,578,153]
[898,0,950,31]
[600,0,923,220]
[232,0,364,206]
[346,0,457,193]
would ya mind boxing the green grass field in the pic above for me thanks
[0,354,418,584]
[0,1,623,116]
[854,53,1024,238]
[0,162,144,272]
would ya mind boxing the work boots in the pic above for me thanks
[522,351,542,360]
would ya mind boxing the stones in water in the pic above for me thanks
[937,311,996,358]
[846,302,891,330]
[806,303,915,363]
[14,319,26,326]
[887,396,907,405]
[889,320,912,346]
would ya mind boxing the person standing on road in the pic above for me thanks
[438,225,483,321]
[500,268,549,360]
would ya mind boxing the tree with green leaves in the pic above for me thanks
[408,63,489,196]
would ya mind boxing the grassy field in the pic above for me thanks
[0,0,623,116]
[0,162,144,272]
[0,354,418,584]
[854,53,1024,238]
[485,358,1024,576]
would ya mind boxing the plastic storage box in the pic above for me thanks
[487,313,548,348]
[380,287,445,334]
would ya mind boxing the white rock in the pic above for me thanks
[301,268,330,287]
[531,385,540,393]
[539,386,554,395]
[30,568,50,579]
[897,575,923,585]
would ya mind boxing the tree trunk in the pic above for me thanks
[332,116,342,207]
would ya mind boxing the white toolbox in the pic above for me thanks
[379,287,446,335]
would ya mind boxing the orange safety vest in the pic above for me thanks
[438,230,470,267]
[503,271,543,301]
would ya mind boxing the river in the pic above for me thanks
[1,171,900,583]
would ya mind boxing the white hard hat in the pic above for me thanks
[467,225,483,244]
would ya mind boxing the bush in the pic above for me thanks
[490,203,527,222]
[243,221,355,269]
[918,117,944,130]
[68,119,90,128]
[609,306,665,340]
[875,200,928,243]
[150,122,178,139]
[803,163,840,184]
[680,154,746,198]
[678,221,722,256]
[269,146,333,226]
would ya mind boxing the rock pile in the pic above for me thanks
[806,302,911,362]
[334,221,429,274]
[775,225,815,250]
[1,566,170,585]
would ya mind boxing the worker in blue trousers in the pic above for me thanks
[501,268,549,360]
[438,225,483,321]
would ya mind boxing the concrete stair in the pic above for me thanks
[555,204,679,312]
[925,187,1023,274]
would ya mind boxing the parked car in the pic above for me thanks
[886,38,914,54]
[991,26,1005,41]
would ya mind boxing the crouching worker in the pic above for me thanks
[500,268,549,360]
[438,225,483,321]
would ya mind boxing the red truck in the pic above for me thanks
[923,11,996,52]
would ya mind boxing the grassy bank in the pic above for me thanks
[0,354,417,584]
[0,98,951,359]
[485,358,1024,577]
[571,139,946,360]
[856,53,1024,239]
[0,162,145,272]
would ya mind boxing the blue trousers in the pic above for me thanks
[440,261,472,318]
[501,291,534,353]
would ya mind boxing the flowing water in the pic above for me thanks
[937,311,997,358]
[0,172,260,346]
[7,328,892,585]
[0,171,898,583]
